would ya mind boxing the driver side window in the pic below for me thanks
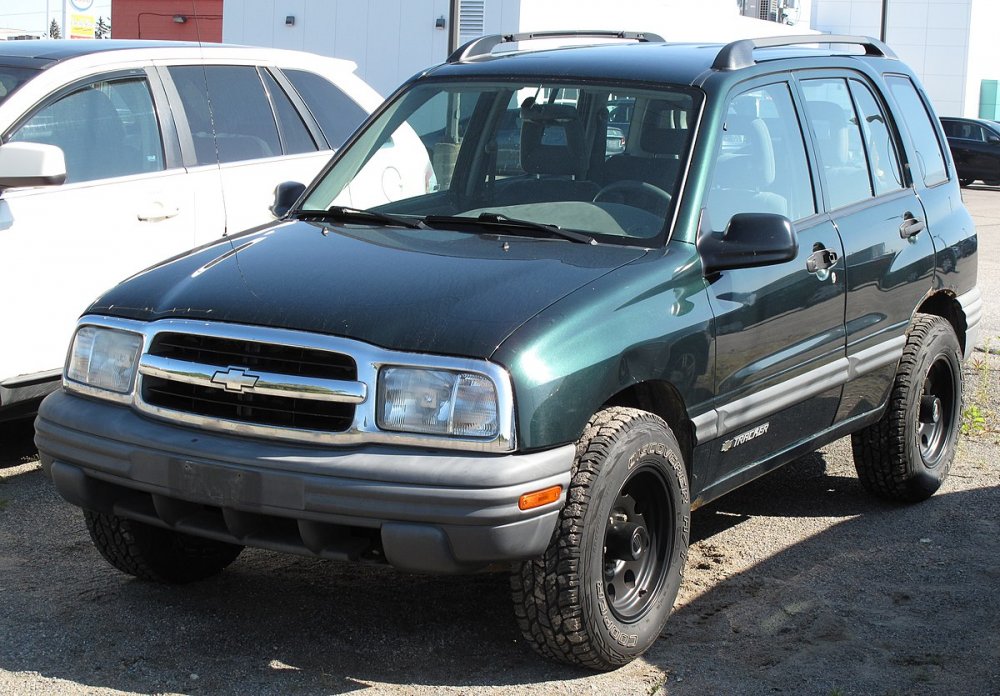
[705,82,815,231]
[9,76,164,184]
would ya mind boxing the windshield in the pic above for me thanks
[0,66,40,107]
[302,79,701,246]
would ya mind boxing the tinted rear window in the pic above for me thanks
[0,66,39,107]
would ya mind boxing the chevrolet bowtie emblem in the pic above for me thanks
[211,367,260,393]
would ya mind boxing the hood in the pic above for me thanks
[88,220,647,359]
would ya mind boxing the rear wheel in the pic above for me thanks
[511,407,690,670]
[85,510,243,583]
[959,177,974,187]
[851,314,963,502]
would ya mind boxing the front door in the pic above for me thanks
[698,79,847,494]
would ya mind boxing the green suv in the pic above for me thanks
[35,32,980,669]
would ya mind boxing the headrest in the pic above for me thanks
[639,100,690,155]
[716,117,775,187]
[807,100,851,166]
[519,98,587,175]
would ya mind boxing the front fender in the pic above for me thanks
[493,241,715,451]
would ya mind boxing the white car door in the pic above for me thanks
[163,64,332,235]
[0,71,198,382]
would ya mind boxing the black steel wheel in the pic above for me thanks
[602,466,673,623]
[511,407,689,670]
[851,313,964,502]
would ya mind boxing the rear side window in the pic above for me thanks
[885,75,948,186]
[283,69,367,148]
[169,66,281,165]
[9,76,164,183]
[800,78,873,210]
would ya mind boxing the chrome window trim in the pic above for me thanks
[63,315,516,453]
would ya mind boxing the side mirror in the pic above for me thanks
[0,142,67,192]
[988,134,1000,145]
[270,181,306,218]
[698,212,798,275]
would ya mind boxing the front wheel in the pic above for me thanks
[511,407,690,670]
[851,314,963,502]
[85,510,244,583]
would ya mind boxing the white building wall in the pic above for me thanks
[811,0,973,117]
[223,0,811,98]
[223,0,454,96]
[964,0,1000,118]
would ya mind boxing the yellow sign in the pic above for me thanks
[69,12,95,39]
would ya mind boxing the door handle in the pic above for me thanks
[137,201,180,222]
[806,247,838,274]
[899,212,926,239]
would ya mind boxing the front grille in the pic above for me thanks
[150,333,357,380]
[141,332,358,433]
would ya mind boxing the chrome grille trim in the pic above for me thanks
[64,315,516,453]
[138,354,368,404]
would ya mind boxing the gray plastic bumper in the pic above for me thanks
[35,390,574,574]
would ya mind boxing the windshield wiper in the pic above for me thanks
[423,212,596,244]
[294,206,424,230]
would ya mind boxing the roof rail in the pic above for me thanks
[447,30,665,64]
[712,34,897,71]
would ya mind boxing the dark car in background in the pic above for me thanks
[940,116,1000,186]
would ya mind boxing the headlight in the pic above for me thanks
[66,326,143,394]
[377,367,499,438]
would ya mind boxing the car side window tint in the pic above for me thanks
[283,69,367,148]
[9,77,164,184]
[706,82,815,230]
[168,66,280,165]
[885,75,948,186]
[260,70,316,155]
[800,78,873,210]
[849,79,904,197]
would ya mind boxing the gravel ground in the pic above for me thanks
[1,191,998,696]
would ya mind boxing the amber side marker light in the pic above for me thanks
[518,485,563,510]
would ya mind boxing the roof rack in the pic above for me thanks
[712,34,897,71]
[447,30,664,64]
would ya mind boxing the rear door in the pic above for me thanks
[0,68,198,382]
[162,63,335,236]
[796,73,936,422]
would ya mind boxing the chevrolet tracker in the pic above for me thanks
[35,32,980,670]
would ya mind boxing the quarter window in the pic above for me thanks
[886,75,949,186]
[800,78,873,210]
[283,69,368,149]
[706,82,815,230]
[168,66,281,165]
[261,70,316,155]
[9,76,164,184]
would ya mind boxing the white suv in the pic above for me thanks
[0,40,430,418]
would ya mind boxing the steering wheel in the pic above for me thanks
[593,180,672,216]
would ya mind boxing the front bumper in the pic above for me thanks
[35,390,573,574]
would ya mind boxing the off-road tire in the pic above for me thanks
[511,407,690,670]
[84,510,244,583]
[851,313,963,502]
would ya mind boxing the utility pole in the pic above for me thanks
[880,0,889,42]
[449,0,460,55]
